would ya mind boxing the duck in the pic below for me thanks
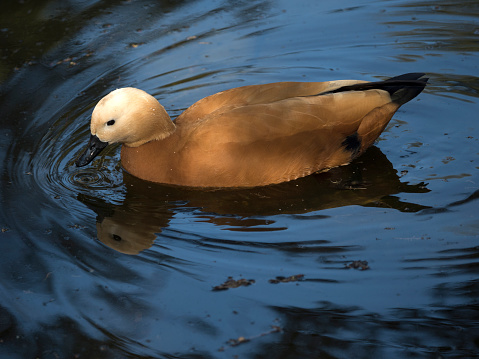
[75,73,427,188]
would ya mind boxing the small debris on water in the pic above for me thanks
[226,336,250,347]
[346,260,370,270]
[212,277,255,291]
[269,274,304,284]
[128,42,144,48]
[220,325,282,351]
[67,224,85,230]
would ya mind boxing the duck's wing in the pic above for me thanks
[193,73,427,153]
[174,80,366,124]
[175,73,427,125]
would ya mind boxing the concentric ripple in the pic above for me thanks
[71,168,105,186]
[18,105,127,213]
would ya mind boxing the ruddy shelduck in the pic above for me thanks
[76,73,427,188]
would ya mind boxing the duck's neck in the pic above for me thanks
[125,105,177,147]
[120,127,181,184]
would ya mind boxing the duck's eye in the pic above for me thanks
[112,234,122,242]
[107,119,115,126]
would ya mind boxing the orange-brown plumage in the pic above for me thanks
[76,73,427,188]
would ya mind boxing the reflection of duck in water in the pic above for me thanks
[95,213,159,255]
[79,147,431,255]
[76,73,427,188]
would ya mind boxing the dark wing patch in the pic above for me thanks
[342,132,361,157]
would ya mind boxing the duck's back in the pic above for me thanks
[174,80,367,125]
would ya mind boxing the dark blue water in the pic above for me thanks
[1,0,478,358]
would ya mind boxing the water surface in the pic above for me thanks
[0,0,478,358]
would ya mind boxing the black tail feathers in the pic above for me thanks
[323,73,428,105]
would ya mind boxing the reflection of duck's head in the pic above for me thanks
[77,191,174,255]
[96,210,158,255]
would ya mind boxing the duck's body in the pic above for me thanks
[76,73,427,188]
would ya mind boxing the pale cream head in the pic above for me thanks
[90,87,175,147]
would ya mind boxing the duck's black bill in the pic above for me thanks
[75,134,109,167]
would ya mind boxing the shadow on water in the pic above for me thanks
[77,146,430,254]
